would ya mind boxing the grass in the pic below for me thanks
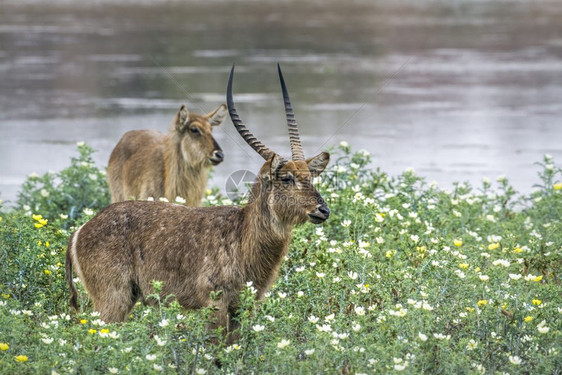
[0,143,561,374]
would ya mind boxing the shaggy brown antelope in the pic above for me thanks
[66,65,330,340]
[107,103,227,206]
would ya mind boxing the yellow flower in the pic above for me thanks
[0,217,3,222]
[2,293,10,299]
[80,319,87,324]
[477,300,488,307]
[100,329,110,334]
[88,329,97,334]
[45,242,50,247]
[466,307,475,312]
[15,355,28,363]
[533,275,543,282]
[459,263,469,269]
[553,182,562,190]
[34,223,45,229]
[385,250,393,259]
[532,299,542,306]
[474,267,481,273]
[38,219,48,226]
[0,343,9,351]
[513,247,523,253]
[488,243,500,250]
[524,316,533,322]
[32,214,43,221]
[44,270,51,275]
[453,239,463,247]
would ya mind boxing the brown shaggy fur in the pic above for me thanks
[66,153,330,338]
[107,104,227,206]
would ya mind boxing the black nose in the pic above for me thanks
[213,150,224,161]
[318,205,330,218]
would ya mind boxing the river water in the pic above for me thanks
[1,0,561,204]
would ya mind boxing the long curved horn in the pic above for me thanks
[227,65,275,160]
[277,64,305,161]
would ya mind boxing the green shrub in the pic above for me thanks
[16,143,110,228]
[0,143,561,374]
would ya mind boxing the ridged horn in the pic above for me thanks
[277,63,305,161]
[227,65,275,160]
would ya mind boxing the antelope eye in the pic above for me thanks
[280,175,294,184]
[190,127,201,134]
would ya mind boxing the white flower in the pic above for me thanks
[252,324,265,332]
[158,197,169,202]
[278,292,287,298]
[277,339,290,349]
[316,324,332,332]
[339,141,349,148]
[109,331,120,339]
[509,355,522,365]
[492,259,510,267]
[466,339,478,350]
[159,319,169,327]
[433,333,451,340]
[316,272,325,278]
[83,208,94,216]
[325,313,335,321]
[175,196,186,204]
[418,332,428,342]
[348,271,358,280]
[537,320,550,334]
[509,274,522,280]
[341,219,352,227]
[308,315,319,324]
[355,306,365,316]
[479,274,490,281]
[297,291,304,297]
[77,141,85,147]
[108,368,118,374]
[89,174,98,181]
[42,338,54,344]
[352,324,361,332]
[295,266,305,272]
[265,315,275,322]
[195,369,206,375]
[304,348,315,355]
[154,335,166,346]
[146,354,157,361]
[40,189,50,197]
[153,364,163,372]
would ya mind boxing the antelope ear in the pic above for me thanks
[307,152,330,177]
[206,103,227,126]
[260,154,284,181]
[175,105,190,133]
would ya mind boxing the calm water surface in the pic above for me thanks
[1,0,562,204]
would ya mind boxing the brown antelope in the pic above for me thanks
[66,65,330,340]
[106,103,227,206]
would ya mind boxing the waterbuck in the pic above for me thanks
[66,65,330,339]
[107,103,227,206]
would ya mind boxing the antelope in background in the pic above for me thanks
[107,103,227,206]
[66,65,330,341]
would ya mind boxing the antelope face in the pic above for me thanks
[261,153,330,225]
[227,63,332,225]
[174,104,227,167]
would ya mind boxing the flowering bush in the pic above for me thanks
[17,142,110,228]
[0,143,561,373]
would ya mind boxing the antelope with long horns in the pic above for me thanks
[107,103,227,206]
[66,65,330,340]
